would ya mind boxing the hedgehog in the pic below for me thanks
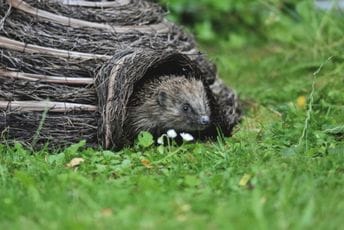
[125,75,211,139]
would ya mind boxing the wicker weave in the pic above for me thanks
[0,0,240,149]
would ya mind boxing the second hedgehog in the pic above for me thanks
[126,75,211,139]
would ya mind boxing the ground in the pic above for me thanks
[0,2,343,229]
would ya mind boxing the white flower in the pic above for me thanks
[157,136,164,145]
[167,129,177,139]
[180,132,194,142]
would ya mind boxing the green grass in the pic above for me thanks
[1,2,344,229]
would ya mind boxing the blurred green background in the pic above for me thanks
[159,0,302,44]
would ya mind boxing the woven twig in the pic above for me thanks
[0,101,97,112]
[0,69,94,85]
[51,0,131,8]
[0,36,111,60]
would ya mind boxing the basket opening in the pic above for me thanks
[133,53,199,92]
[145,55,196,80]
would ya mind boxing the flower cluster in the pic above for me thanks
[157,129,194,145]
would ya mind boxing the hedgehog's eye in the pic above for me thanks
[182,103,190,112]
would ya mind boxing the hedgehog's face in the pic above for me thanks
[157,78,211,132]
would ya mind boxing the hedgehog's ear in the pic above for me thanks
[158,91,167,106]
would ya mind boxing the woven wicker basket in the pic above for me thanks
[0,0,240,149]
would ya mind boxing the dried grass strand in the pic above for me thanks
[0,4,12,30]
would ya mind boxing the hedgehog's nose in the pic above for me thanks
[200,115,210,125]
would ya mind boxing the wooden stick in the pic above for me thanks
[0,101,97,112]
[0,36,111,60]
[8,0,170,34]
[0,69,94,85]
[51,0,130,8]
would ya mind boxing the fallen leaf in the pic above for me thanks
[141,158,153,169]
[296,96,306,109]
[239,173,252,187]
[66,157,85,168]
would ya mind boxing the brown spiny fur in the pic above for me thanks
[125,75,211,139]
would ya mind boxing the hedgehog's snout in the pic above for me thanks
[199,115,210,126]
